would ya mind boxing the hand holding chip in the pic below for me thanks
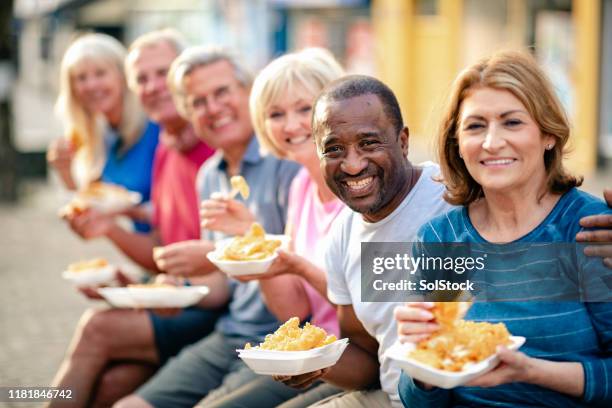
[229,175,250,199]
[394,302,440,344]
[153,240,214,277]
[200,193,256,236]
[47,137,76,173]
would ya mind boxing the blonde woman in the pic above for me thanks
[48,33,159,231]
[197,48,346,408]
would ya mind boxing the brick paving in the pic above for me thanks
[0,180,129,407]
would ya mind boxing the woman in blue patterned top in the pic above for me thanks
[395,50,612,407]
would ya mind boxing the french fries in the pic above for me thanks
[408,302,511,371]
[221,223,281,261]
[245,317,337,351]
[67,258,108,272]
[230,175,250,199]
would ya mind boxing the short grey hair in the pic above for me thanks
[168,45,252,118]
[125,28,188,90]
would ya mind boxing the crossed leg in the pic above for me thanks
[49,308,159,408]
[90,362,157,408]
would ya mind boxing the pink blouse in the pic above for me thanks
[287,168,345,335]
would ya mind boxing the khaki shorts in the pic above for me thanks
[309,389,391,408]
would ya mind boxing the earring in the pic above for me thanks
[546,144,554,150]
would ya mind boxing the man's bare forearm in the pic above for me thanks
[106,223,159,271]
[192,271,231,308]
[322,343,380,390]
[199,244,218,274]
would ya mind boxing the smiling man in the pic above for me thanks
[313,90,415,221]
[292,75,451,407]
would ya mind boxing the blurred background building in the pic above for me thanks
[4,0,611,201]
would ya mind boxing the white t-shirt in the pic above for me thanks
[325,162,453,407]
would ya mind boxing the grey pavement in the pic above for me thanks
[0,179,132,407]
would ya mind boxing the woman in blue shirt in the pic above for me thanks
[395,50,612,407]
[48,33,158,232]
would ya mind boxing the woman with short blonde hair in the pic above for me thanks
[197,48,347,408]
[249,47,344,157]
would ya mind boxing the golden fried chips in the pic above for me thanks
[408,302,511,371]
[221,223,281,261]
[245,317,337,351]
[230,175,250,199]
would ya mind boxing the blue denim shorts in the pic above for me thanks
[149,306,226,364]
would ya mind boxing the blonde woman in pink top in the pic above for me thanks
[199,48,346,408]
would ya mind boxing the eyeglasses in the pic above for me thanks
[188,83,237,112]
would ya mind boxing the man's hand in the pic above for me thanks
[77,269,136,300]
[64,208,117,240]
[577,188,612,268]
[153,240,214,276]
[122,204,152,224]
[273,368,329,390]
[200,193,256,236]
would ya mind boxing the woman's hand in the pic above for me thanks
[394,302,440,344]
[466,349,585,397]
[63,208,116,240]
[47,138,75,172]
[465,347,534,387]
[47,138,77,189]
[233,250,299,283]
[64,208,115,240]
[200,193,256,236]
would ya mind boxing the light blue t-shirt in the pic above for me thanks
[197,136,300,341]
[325,162,453,407]
[400,188,612,408]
